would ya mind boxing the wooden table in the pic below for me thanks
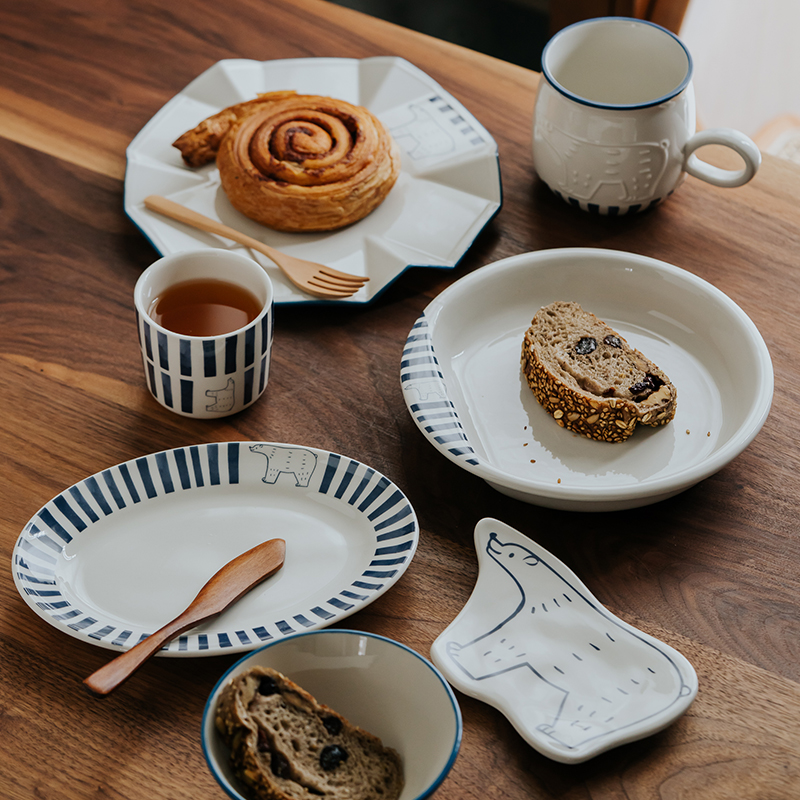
[2,1,800,797]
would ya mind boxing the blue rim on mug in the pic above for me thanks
[540,16,693,110]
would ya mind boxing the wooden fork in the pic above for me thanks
[143,195,369,300]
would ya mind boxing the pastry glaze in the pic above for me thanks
[173,91,401,232]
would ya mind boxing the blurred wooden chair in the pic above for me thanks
[550,0,692,35]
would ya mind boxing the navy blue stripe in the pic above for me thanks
[54,495,86,532]
[157,330,169,369]
[208,444,220,485]
[358,477,391,512]
[143,321,153,361]
[102,470,126,510]
[334,459,358,499]
[364,569,396,578]
[374,504,413,530]
[198,634,209,650]
[377,522,417,541]
[89,625,116,641]
[258,355,267,393]
[261,311,270,355]
[225,336,237,374]
[112,630,133,647]
[175,448,191,489]
[85,476,113,516]
[401,368,444,382]
[69,617,98,631]
[118,463,140,504]
[244,326,255,366]
[376,540,415,554]
[340,590,368,601]
[146,361,156,394]
[178,636,189,651]
[203,340,216,377]
[319,453,340,493]
[235,630,252,645]
[190,445,204,486]
[228,443,239,484]
[294,615,315,628]
[366,488,402,520]
[180,379,193,414]
[67,486,99,523]
[348,470,374,505]
[371,556,408,565]
[352,580,382,590]
[155,452,174,494]
[311,606,335,620]
[217,633,232,648]
[179,339,192,376]
[410,400,455,412]
[253,626,273,641]
[136,458,158,499]
[52,609,81,620]
[244,367,254,404]
[276,620,294,634]
[161,372,173,407]
[328,598,354,611]
[401,355,439,368]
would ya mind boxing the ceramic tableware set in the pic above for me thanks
[12,17,773,798]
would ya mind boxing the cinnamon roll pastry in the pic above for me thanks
[172,91,401,232]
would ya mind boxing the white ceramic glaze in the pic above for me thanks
[532,17,761,214]
[12,442,418,655]
[134,249,274,418]
[203,629,462,800]
[431,519,697,764]
[125,56,501,304]
[400,248,773,511]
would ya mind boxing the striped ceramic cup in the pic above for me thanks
[134,249,274,418]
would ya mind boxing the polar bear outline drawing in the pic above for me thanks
[249,444,318,487]
[444,526,696,753]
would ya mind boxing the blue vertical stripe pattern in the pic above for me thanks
[138,306,272,416]
[13,443,418,656]
[400,312,480,467]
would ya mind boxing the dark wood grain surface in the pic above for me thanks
[2,1,800,798]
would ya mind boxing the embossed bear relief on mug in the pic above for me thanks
[532,17,761,214]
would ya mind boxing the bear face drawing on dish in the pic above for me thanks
[445,531,694,751]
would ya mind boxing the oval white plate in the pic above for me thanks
[125,56,501,305]
[12,442,418,656]
[431,519,698,764]
[400,247,773,511]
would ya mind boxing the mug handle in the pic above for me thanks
[683,128,762,188]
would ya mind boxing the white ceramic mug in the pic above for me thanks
[532,17,761,214]
[134,250,274,418]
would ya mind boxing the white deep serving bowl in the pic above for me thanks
[203,629,462,800]
[400,248,773,511]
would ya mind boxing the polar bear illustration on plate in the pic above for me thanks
[445,531,694,750]
[249,444,318,487]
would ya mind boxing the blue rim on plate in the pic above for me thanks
[12,442,419,655]
[125,56,502,305]
[202,629,463,800]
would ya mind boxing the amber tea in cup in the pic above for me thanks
[148,278,262,337]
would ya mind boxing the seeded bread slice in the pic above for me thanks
[215,666,403,800]
[520,301,677,442]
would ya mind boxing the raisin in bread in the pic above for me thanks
[521,301,677,442]
[215,666,404,800]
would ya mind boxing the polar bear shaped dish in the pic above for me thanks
[430,518,697,764]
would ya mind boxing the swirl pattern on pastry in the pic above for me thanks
[173,91,401,232]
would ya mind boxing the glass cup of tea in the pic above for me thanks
[134,249,274,418]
